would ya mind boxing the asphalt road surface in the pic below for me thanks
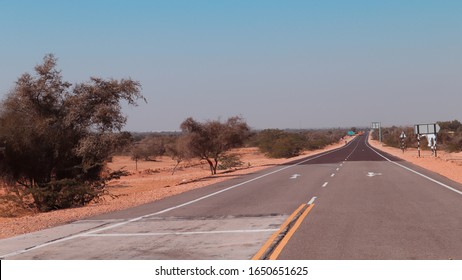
[1,133,462,260]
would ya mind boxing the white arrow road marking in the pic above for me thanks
[290,174,301,179]
[307,197,317,205]
[367,172,382,177]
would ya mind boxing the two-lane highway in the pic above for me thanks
[278,134,462,259]
[2,133,462,259]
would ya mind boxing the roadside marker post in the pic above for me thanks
[399,131,406,153]
[417,134,421,157]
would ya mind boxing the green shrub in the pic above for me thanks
[28,179,102,212]
[218,154,244,170]
[251,129,347,159]
[269,135,305,158]
[445,135,462,152]
[254,129,305,158]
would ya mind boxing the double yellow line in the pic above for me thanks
[252,203,315,260]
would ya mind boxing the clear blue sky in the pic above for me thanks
[1,0,461,131]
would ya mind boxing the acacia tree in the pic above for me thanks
[180,116,249,175]
[0,54,144,211]
[130,137,166,162]
[165,136,191,175]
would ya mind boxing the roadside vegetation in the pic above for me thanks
[0,55,352,215]
[0,55,144,212]
[370,120,462,152]
[179,116,250,175]
[249,129,346,158]
[438,120,462,152]
[127,127,347,172]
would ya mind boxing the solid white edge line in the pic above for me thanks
[1,137,359,259]
[365,133,462,196]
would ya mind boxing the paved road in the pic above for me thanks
[278,134,462,259]
[1,133,462,259]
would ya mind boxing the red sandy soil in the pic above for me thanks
[1,135,460,240]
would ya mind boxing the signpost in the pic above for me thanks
[414,123,440,157]
[371,122,382,143]
[414,123,440,135]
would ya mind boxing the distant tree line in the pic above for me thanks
[248,129,346,158]
[128,127,347,168]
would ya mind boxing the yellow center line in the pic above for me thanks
[269,203,315,260]
[251,203,305,260]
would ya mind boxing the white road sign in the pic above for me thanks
[414,123,440,135]
[371,122,381,129]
